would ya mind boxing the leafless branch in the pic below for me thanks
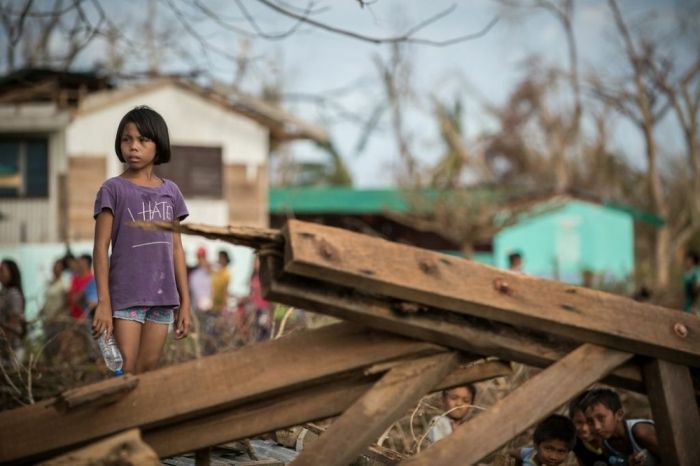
[255,0,499,46]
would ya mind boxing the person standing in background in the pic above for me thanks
[39,258,69,361]
[682,250,700,314]
[211,250,232,314]
[0,259,26,364]
[67,254,93,320]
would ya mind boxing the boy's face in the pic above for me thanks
[572,409,594,443]
[584,403,624,440]
[442,387,473,422]
[535,439,570,466]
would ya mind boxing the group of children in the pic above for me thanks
[429,386,659,466]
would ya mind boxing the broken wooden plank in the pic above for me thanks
[143,360,509,458]
[130,221,282,250]
[643,358,700,465]
[303,423,408,465]
[260,254,645,392]
[291,352,461,466]
[400,343,634,466]
[51,374,139,414]
[36,429,159,466]
[0,323,443,465]
[282,220,700,367]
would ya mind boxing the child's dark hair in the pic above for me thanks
[219,250,231,265]
[115,106,171,165]
[533,414,576,449]
[508,252,522,266]
[686,250,700,266]
[442,384,477,401]
[568,391,589,418]
[1,259,24,301]
[579,388,622,413]
[79,254,93,269]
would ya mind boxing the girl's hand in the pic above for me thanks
[628,452,647,466]
[92,303,113,339]
[175,305,191,340]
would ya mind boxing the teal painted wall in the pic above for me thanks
[493,201,634,284]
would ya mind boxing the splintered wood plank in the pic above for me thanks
[143,360,510,458]
[283,220,700,367]
[52,374,139,414]
[0,323,443,465]
[400,344,634,466]
[643,359,700,465]
[291,353,461,466]
[36,429,159,466]
[259,254,645,392]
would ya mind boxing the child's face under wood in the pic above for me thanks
[572,409,595,443]
[584,403,624,440]
[442,387,473,422]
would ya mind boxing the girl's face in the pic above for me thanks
[121,122,157,169]
[52,260,64,279]
[442,387,473,422]
[0,262,10,286]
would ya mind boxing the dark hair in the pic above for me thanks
[218,250,231,265]
[79,254,93,269]
[533,414,576,449]
[568,391,589,418]
[443,384,477,401]
[1,259,24,301]
[686,250,700,266]
[579,388,622,414]
[115,106,171,165]
[508,252,522,266]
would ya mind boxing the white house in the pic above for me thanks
[0,70,326,244]
[0,69,326,314]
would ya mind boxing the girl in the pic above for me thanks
[92,106,191,374]
[0,259,26,363]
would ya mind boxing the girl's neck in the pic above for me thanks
[121,167,162,187]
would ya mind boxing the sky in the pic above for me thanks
[65,0,690,188]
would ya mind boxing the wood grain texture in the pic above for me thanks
[283,220,700,367]
[37,429,159,466]
[400,344,634,466]
[291,353,461,466]
[643,359,700,466]
[143,359,509,458]
[0,324,441,465]
[52,374,139,414]
[260,254,645,392]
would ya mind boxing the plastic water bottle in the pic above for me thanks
[608,457,626,465]
[97,331,124,376]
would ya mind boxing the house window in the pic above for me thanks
[0,138,49,198]
[155,145,223,198]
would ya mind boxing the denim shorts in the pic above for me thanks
[113,306,175,325]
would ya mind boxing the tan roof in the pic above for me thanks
[76,77,328,143]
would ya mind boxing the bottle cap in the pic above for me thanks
[114,369,124,376]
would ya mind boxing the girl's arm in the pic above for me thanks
[172,220,191,340]
[92,210,113,339]
[507,449,523,466]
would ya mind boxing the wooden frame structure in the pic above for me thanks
[1,219,699,465]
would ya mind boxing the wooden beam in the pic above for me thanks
[283,220,700,367]
[260,254,645,392]
[52,375,139,414]
[643,359,700,465]
[303,423,408,465]
[0,324,442,464]
[400,344,634,466]
[144,360,511,459]
[130,221,282,250]
[291,353,461,466]
[36,429,159,466]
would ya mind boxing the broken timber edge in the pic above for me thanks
[0,323,443,464]
[52,374,139,414]
[282,219,700,367]
[260,253,646,393]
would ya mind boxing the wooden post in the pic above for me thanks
[643,358,700,466]
[260,254,645,392]
[291,353,461,466]
[283,220,700,367]
[400,344,633,466]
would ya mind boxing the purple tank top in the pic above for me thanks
[94,176,189,311]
